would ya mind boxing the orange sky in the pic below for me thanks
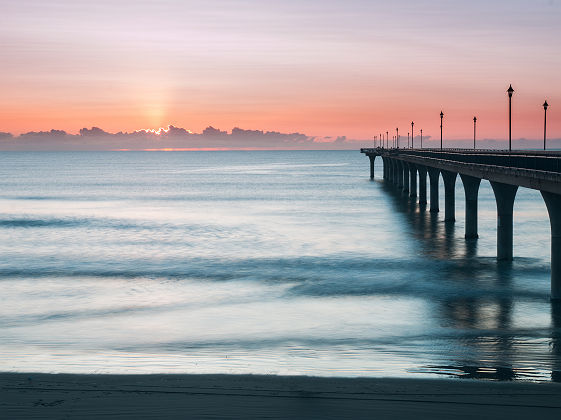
[1,1,560,142]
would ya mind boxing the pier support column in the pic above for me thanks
[409,163,417,198]
[427,168,440,213]
[541,191,561,300]
[382,157,387,180]
[490,182,518,261]
[460,174,481,239]
[442,170,457,222]
[418,166,427,205]
[369,155,375,179]
[396,161,403,188]
[394,160,399,186]
[402,162,409,194]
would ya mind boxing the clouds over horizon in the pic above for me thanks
[0,125,371,151]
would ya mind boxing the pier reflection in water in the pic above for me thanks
[380,177,558,381]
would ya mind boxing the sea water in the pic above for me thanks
[0,151,559,381]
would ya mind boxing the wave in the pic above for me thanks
[0,216,240,236]
[112,329,558,353]
[0,255,551,301]
[0,218,82,228]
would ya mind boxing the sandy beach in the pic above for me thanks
[1,373,560,419]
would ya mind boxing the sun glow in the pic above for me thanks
[134,125,193,136]
[135,126,170,135]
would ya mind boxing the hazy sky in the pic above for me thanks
[1,0,560,142]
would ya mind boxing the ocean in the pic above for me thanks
[0,150,559,381]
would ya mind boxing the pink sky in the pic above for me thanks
[1,0,560,145]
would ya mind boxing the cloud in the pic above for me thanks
[79,127,111,137]
[202,126,228,137]
[19,129,68,139]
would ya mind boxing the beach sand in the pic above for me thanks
[1,373,561,419]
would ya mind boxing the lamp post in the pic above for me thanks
[544,100,549,150]
[473,117,477,149]
[386,131,389,148]
[396,128,399,148]
[507,84,514,152]
[411,121,414,149]
[440,111,444,150]
[407,132,409,148]
[420,129,423,148]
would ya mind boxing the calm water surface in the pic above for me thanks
[0,151,559,381]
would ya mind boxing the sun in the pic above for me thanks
[135,126,171,136]
[134,125,194,136]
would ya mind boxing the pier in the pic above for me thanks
[361,147,561,300]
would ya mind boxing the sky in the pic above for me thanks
[1,0,560,149]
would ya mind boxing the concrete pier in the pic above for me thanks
[409,164,417,198]
[460,174,481,239]
[441,170,457,222]
[490,181,518,261]
[541,191,561,300]
[427,168,440,213]
[361,148,561,300]
[418,166,427,205]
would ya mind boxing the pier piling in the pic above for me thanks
[461,174,481,239]
[418,166,428,205]
[541,191,561,300]
[491,181,518,261]
[442,170,457,222]
[427,168,440,213]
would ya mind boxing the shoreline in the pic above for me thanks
[2,372,561,419]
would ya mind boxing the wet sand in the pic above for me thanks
[1,373,561,419]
